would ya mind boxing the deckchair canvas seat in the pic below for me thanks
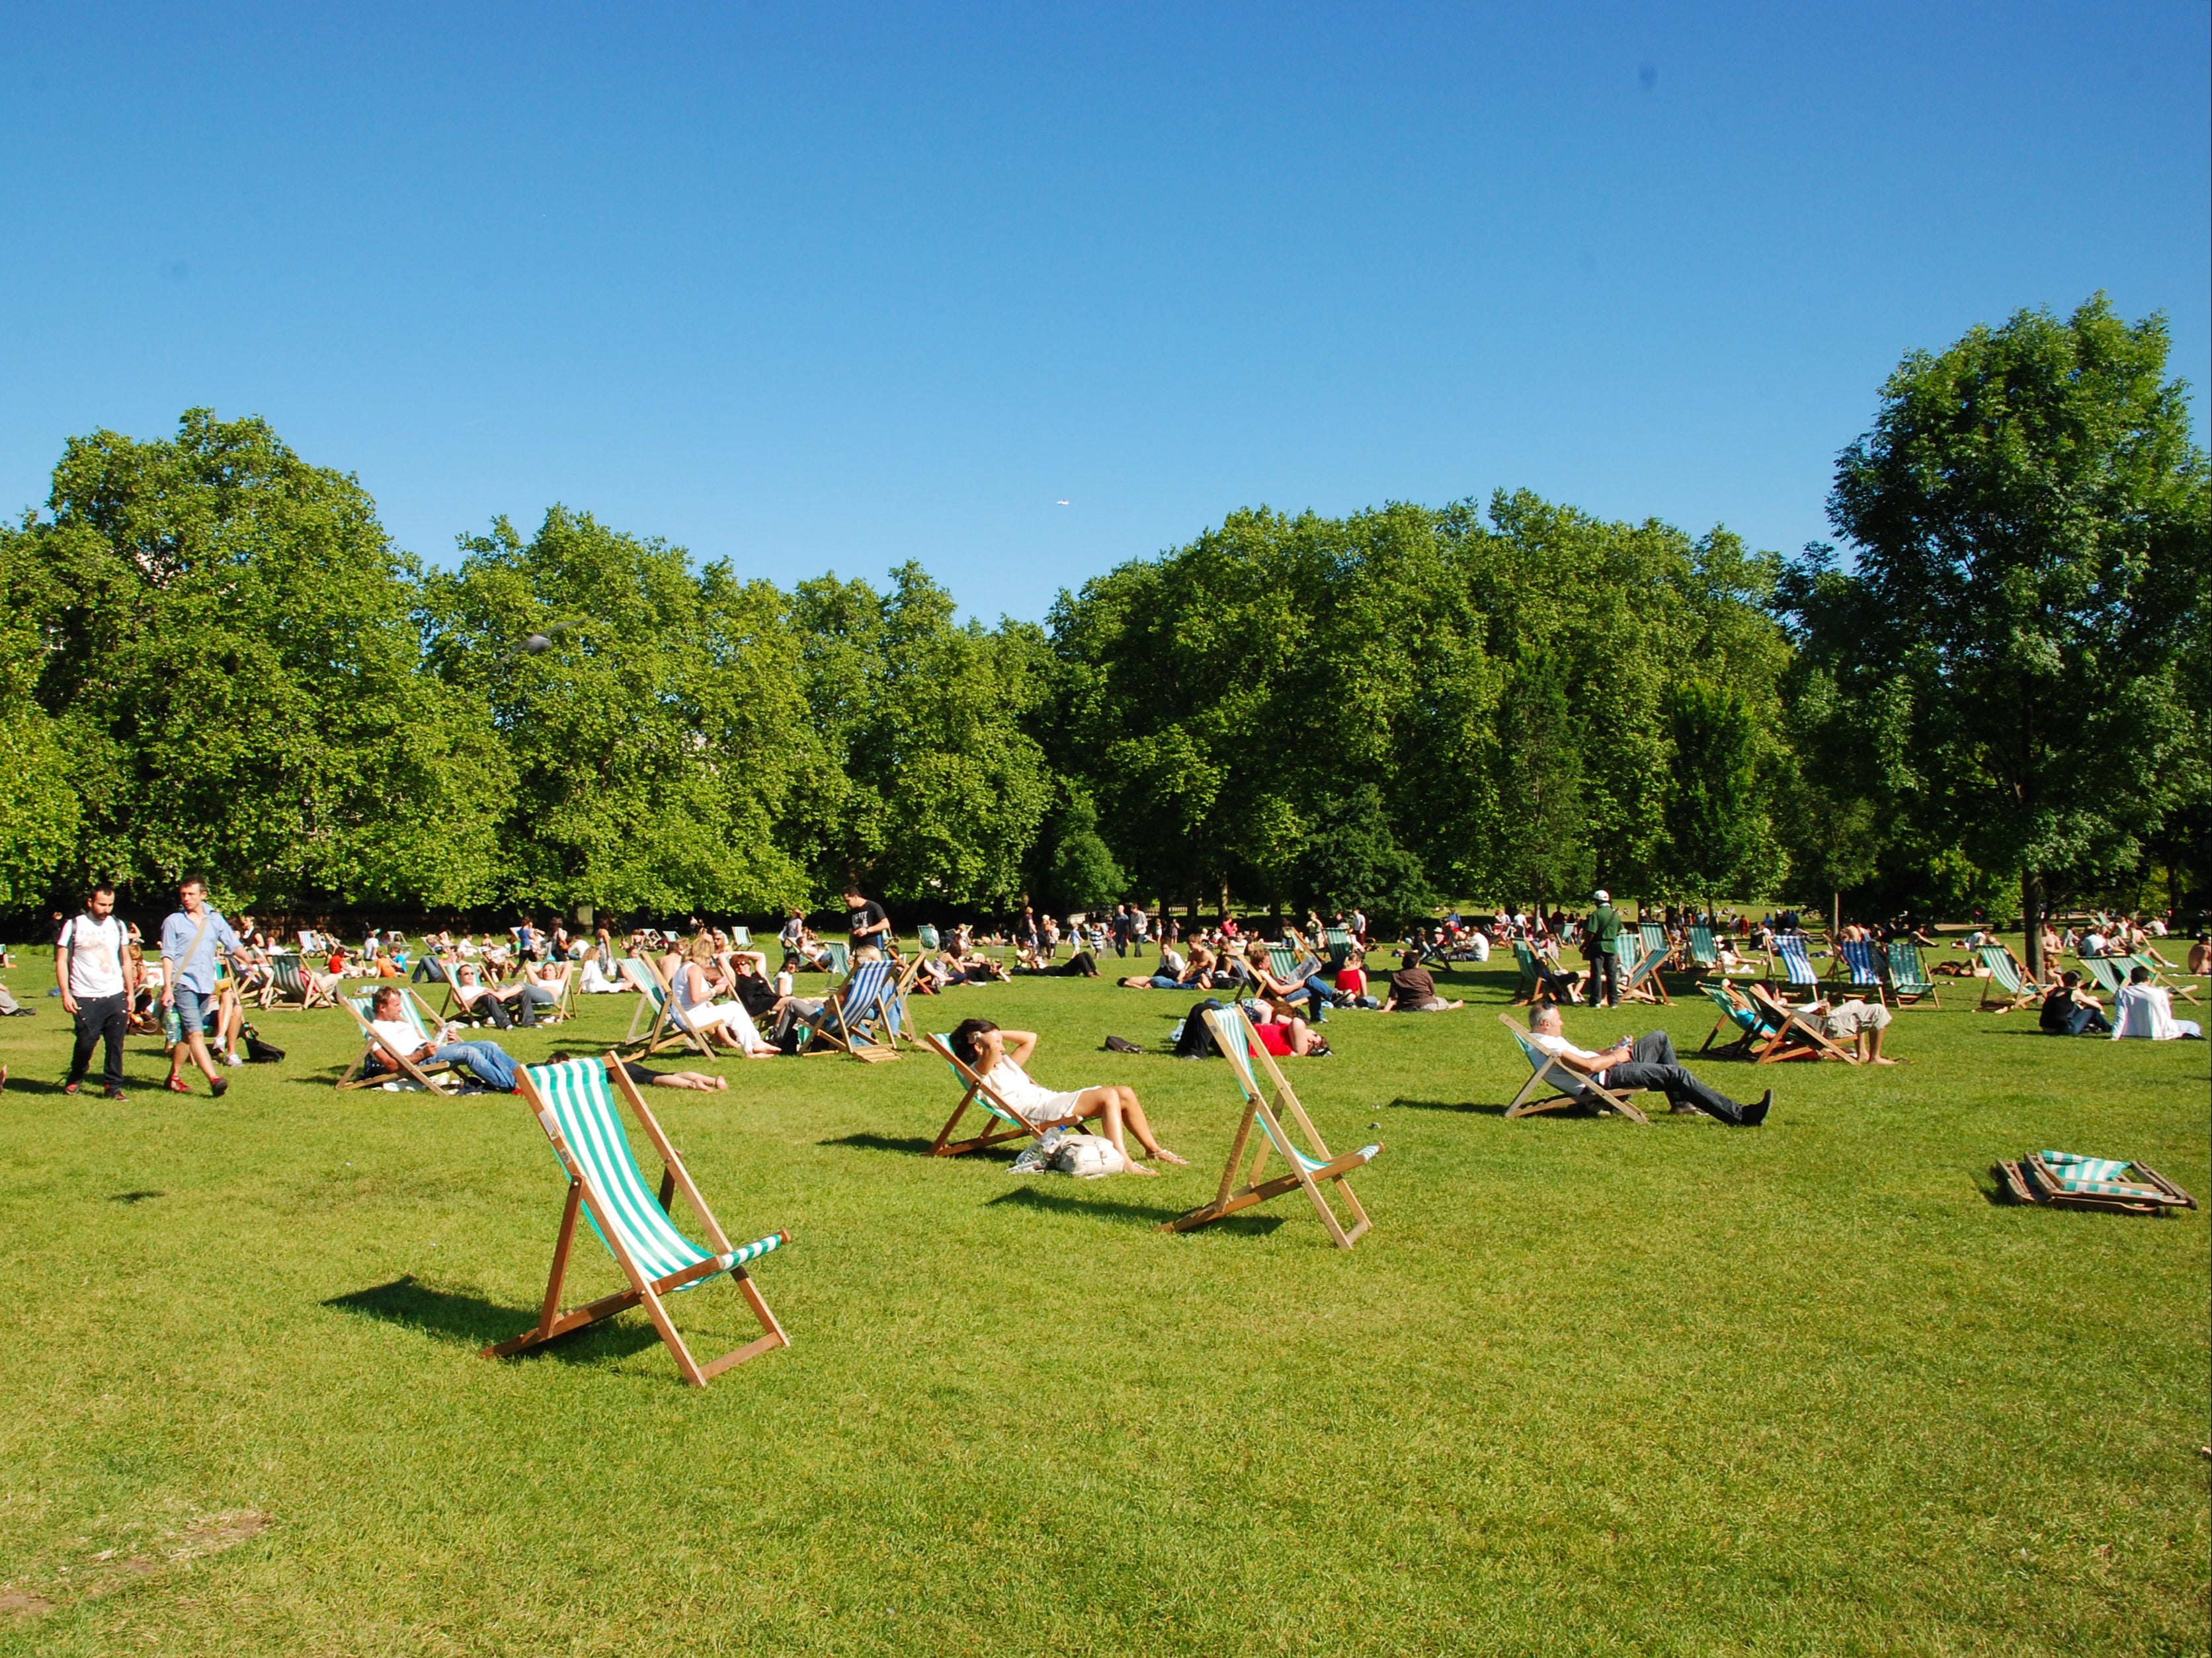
[1499,1014,1651,1122]
[1994,1149,2196,1216]
[922,1032,1101,1156]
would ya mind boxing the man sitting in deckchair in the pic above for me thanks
[947,1018,1186,1173]
[362,985,521,1091]
[1525,1005,1772,1125]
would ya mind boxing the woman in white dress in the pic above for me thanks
[949,1018,1184,1173]
[670,942,778,1056]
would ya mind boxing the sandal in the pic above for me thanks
[165,1075,192,1095]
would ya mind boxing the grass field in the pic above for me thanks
[0,939,2205,1656]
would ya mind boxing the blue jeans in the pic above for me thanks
[1150,974,1184,989]
[430,1040,517,1091]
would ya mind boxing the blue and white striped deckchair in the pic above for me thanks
[487,1055,791,1386]
[922,1032,1100,1157]
[817,958,901,1061]
[1833,940,1891,1003]
[339,988,459,1093]
[1162,1005,1380,1248]
[1769,934,1820,994]
[1687,926,1720,972]
[1499,1013,1651,1122]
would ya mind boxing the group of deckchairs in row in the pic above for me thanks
[1510,928,1674,1007]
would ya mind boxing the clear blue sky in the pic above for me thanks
[3,3,2205,622]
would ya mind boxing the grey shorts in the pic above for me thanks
[173,985,217,1034]
[1824,1000,1893,1037]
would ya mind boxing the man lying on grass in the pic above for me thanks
[1526,1005,1772,1126]
[364,987,520,1091]
[948,1018,1186,1173]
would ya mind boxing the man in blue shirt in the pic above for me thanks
[160,874,245,1097]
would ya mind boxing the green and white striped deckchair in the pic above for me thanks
[1638,922,1670,966]
[1615,929,1672,1005]
[486,1054,792,1386]
[618,956,717,1061]
[1323,927,1358,965]
[922,1032,1100,1157]
[2076,953,2127,998]
[1510,942,1543,1005]
[1995,1149,2196,1215]
[1688,926,1719,972]
[1500,1013,1650,1122]
[266,951,339,1011]
[1697,981,1783,1057]
[1884,941,1940,1006]
[727,926,751,949]
[339,988,459,1093]
[1267,944,1313,987]
[1162,1005,1379,1249]
[1975,944,2041,1013]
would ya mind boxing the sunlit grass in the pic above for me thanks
[0,939,2204,1655]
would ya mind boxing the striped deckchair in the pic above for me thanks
[1768,935,1821,996]
[1323,927,1358,965]
[1163,1005,1380,1248]
[1744,983,1859,1063]
[1510,942,1543,1005]
[1500,1013,1649,1122]
[1638,922,1671,968]
[1688,926,1720,972]
[922,1032,1100,1156]
[2126,954,2201,1004]
[1616,929,1672,1005]
[1267,944,1317,987]
[820,940,850,977]
[485,1055,791,1385]
[1995,1149,2196,1216]
[1833,940,1891,1003]
[1885,942,1940,1006]
[266,951,339,1011]
[2076,953,2127,998]
[1698,981,1780,1057]
[813,958,901,1061]
[339,989,458,1093]
[1975,945,2041,1012]
[618,956,717,1061]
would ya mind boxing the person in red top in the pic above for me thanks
[1249,1011,1323,1056]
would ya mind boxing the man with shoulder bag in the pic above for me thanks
[59,882,138,1100]
[159,874,245,1097]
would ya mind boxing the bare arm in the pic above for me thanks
[55,935,75,1015]
[1549,1041,1631,1077]
[1001,1030,1038,1066]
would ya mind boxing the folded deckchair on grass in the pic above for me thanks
[266,951,340,1011]
[1994,1150,2197,1216]
[921,1032,1101,1157]
[1687,926,1720,972]
[1975,945,2043,1013]
[618,956,717,1061]
[1743,983,1860,1063]
[2125,953,2201,1004]
[1768,935,1822,996]
[811,958,901,1061]
[1163,1005,1379,1248]
[486,1054,791,1385]
[339,989,459,1094]
[1499,1013,1651,1122]
[1884,941,1940,1006]
[1832,940,1892,1003]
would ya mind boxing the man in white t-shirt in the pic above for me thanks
[58,882,139,1098]
[1526,1004,1772,1125]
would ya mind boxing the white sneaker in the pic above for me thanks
[225,1051,245,1067]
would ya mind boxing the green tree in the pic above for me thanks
[1491,648,1592,916]
[1815,296,2210,977]
[1045,795,1127,911]
[1659,680,1771,915]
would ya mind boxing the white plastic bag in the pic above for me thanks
[1049,1133,1130,1179]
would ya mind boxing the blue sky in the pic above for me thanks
[3,3,2205,622]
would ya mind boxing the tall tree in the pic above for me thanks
[1818,296,2210,978]
[1659,681,1770,916]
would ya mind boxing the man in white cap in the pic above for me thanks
[1584,890,1623,1009]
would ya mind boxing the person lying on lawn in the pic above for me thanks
[362,986,520,1091]
[1382,950,1464,1012]
[1526,1005,1772,1126]
[618,1060,729,1091]
[948,1018,1186,1173]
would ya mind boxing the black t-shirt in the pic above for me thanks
[847,899,888,939]
[731,974,778,1018]
[2039,987,2076,1032]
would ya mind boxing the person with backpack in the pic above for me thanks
[58,882,138,1099]
[1583,889,1624,1009]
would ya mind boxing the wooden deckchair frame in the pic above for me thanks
[1162,1005,1378,1248]
[921,1032,1100,1156]
[812,960,901,1062]
[1686,926,1720,972]
[1830,940,1893,1005]
[1883,941,1941,1007]
[1698,981,1780,1057]
[2125,953,2201,1004]
[1975,944,2043,1013]
[1615,933,1672,1005]
[1744,983,1860,1063]
[268,951,341,1011]
[339,989,461,1094]
[1498,1013,1651,1122]
[619,954,719,1061]
[487,1054,789,1386]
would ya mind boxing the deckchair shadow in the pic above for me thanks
[988,1184,1276,1234]
[324,1275,629,1352]
[1386,1096,1503,1116]
[817,1131,941,1157]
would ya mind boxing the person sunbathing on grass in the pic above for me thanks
[948,1018,1186,1173]
[1526,1005,1772,1126]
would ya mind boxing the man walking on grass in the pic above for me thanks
[160,874,244,1097]
[58,882,138,1100]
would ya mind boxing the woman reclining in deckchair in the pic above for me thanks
[669,941,780,1057]
[948,1018,1187,1173]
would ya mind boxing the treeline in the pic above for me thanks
[3,298,2206,939]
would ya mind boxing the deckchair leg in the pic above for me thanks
[537,1182,583,1334]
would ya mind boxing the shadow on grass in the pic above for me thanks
[1387,1095,1507,1116]
[987,1182,1284,1236]
[819,1131,940,1157]
[323,1275,660,1362]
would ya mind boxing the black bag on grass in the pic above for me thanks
[242,1023,286,1063]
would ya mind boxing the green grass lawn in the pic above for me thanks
[1,941,2205,1656]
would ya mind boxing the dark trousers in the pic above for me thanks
[1605,1031,1751,1123]
[2057,1005,2113,1036]
[69,992,130,1091]
[1584,950,1621,1008]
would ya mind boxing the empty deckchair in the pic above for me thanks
[1163,1005,1380,1248]
[1638,922,1672,968]
[1499,1013,1650,1122]
[1994,1149,2197,1216]
[2076,953,2127,999]
[1884,942,1940,1006]
[339,989,460,1094]
[1976,945,2043,1012]
[1744,983,1860,1063]
[819,940,850,977]
[1768,935,1821,995]
[2125,953,2201,1004]
[1323,927,1359,966]
[1616,930,1672,1005]
[811,958,901,1061]
[1832,940,1892,1003]
[485,1054,790,1386]
[921,1032,1100,1156]
[1687,925,1720,972]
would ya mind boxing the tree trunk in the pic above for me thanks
[1832,890,1840,943]
[2022,867,2045,983]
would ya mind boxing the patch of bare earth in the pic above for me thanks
[3,1508,269,1620]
